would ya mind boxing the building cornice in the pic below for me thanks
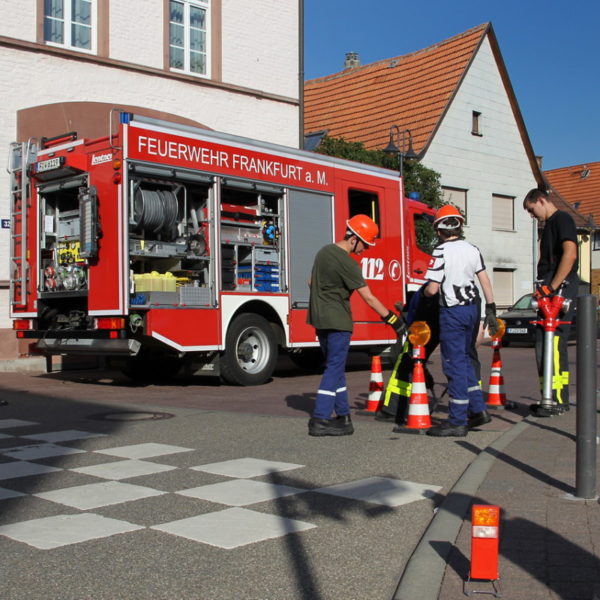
[0,35,298,107]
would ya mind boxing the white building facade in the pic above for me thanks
[422,37,537,307]
[0,0,300,339]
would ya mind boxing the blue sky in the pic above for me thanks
[304,0,599,171]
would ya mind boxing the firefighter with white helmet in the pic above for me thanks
[307,214,405,437]
[424,205,498,437]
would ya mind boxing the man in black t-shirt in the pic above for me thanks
[523,188,579,416]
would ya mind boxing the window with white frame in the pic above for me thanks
[593,231,600,251]
[44,0,96,53]
[492,194,514,230]
[442,187,467,222]
[169,0,210,77]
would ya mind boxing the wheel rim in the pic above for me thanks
[235,326,271,374]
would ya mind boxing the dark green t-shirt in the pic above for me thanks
[307,243,366,331]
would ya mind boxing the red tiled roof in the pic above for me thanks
[304,24,488,153]
[547,188,594,230]
[304,23,543,185]
[545,162,600,228]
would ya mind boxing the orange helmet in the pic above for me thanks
[433,204,465,229]
[346,214,379,246]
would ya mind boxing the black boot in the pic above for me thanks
[530,403,565,417]
[308,417,352,437]
[426,421,468,437]
[468,410,491,429]
[334,414,354,434]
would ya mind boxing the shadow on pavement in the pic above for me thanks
[456,440,573,494]
[265,468,417,600]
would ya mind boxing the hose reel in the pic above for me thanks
[132,188,178,236]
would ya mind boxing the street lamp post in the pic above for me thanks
[383,125,418,180]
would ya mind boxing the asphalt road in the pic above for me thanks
[0,343,544,600]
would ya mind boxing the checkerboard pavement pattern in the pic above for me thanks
[0,419,442,551]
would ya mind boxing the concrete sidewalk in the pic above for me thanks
[395,404,600,600]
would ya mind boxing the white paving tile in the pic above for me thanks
[177,479,307,506]
[1,443,85,460]
[314,477,442,507]
[94,443,193,459]
[0,461,61,480]
[0,419,38,429]
[152,507,316,549]
[0,487,26,500]
[191,457,304,479]
[35,481,166,509]
[22,430,107,443]
[71,459,177,480]
[0,513,143,549]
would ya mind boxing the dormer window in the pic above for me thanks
[471,111,482,136]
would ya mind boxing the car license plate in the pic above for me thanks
[507,327,528,334]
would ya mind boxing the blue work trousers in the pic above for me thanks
[313,330,351,420]
[439,304,486,426]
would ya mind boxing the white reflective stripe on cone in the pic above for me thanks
[408,404,430,415]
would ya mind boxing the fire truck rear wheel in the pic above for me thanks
[221,313,278,386]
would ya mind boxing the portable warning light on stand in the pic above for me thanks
[487,318,509,410]
[530,284,571,413]
[465,504,501,597]
[394,321,432,433]
[408,320,431,354]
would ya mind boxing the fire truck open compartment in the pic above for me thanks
[37,179,93,332]
[127,167,215,308]
[127,166,284,309]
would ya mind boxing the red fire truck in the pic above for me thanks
[9,112,433,385]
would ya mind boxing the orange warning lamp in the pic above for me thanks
[492,318,506,341]
[408,321,431,347]
[470,504,500,582]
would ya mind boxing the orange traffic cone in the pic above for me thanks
[396,345,432,433]
[356,355,384,415]
[486,339,506,409]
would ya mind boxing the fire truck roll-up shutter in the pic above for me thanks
[38,176,88,194]
[128,162,214,185]
[288,189,333,309]
[221,178,284,195]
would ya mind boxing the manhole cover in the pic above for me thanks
[88,411,174,422]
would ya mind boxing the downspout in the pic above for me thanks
[298,0,304,149]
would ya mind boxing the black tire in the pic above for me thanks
[501,339,511,347]
[220,313,278,385]
[122,348,183,381]
[288,348,325,372]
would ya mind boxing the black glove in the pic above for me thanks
[484,303,499,336]
[534,284,555,300]
[382,311,406,335]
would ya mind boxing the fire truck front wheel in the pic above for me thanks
[221,313,278,386]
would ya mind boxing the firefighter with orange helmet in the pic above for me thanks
[424,205,498,437]
[307,214,406,437]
